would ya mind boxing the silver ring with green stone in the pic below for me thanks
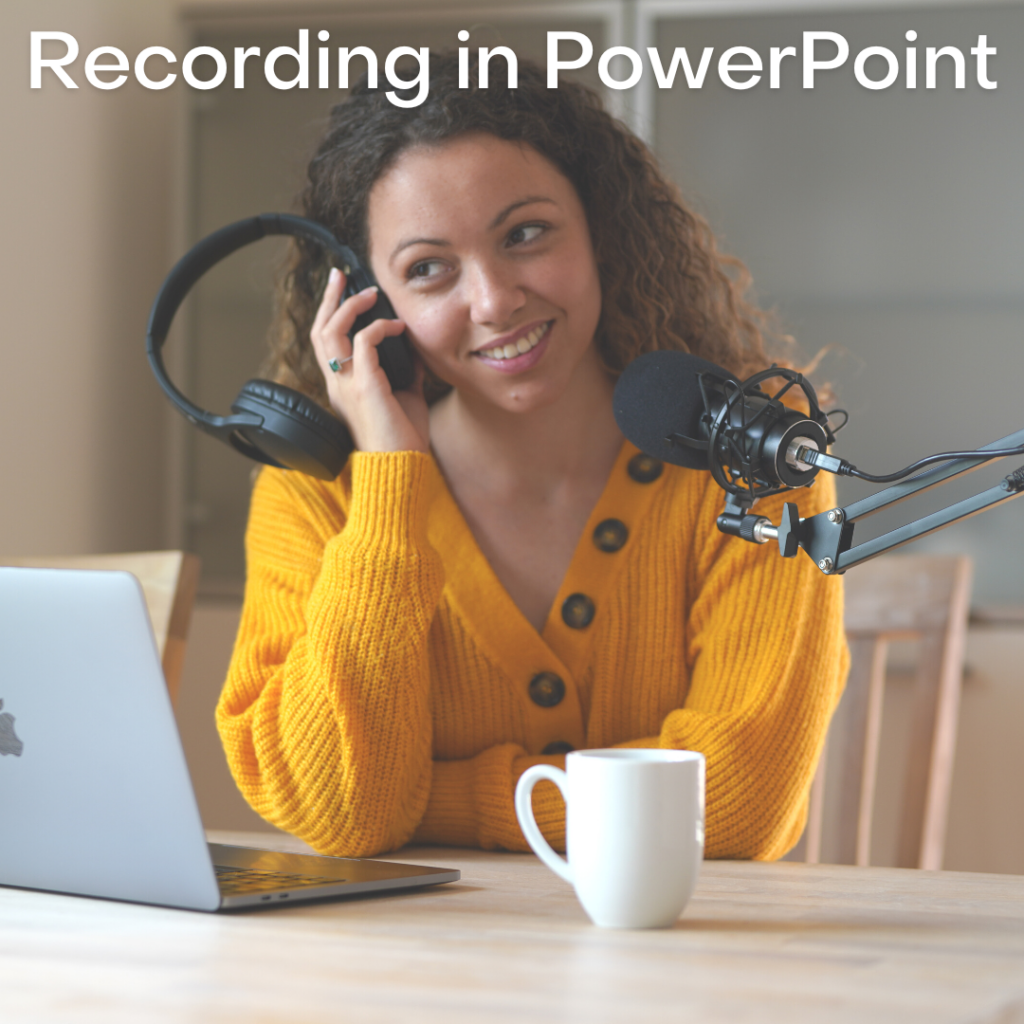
[328,355,353,373]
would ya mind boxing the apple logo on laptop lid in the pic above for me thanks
[0,699,24,757]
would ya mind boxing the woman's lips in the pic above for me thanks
[473,321,552,374]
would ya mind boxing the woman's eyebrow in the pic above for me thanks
[390,236,447,263]
[489,196,556,229]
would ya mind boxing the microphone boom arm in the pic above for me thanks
[724,426,1024,574]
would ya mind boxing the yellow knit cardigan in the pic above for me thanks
[217,441,848,860]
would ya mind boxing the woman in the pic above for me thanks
[217,53,848,860]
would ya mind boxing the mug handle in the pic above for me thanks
[514,764,573,883]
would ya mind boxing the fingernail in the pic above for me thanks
[359,285,379,296]
[328,267,340,283]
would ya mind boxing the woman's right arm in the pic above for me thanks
[216,452,445,857]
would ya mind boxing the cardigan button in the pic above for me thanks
[561,593,595,629]
[542,741,575,755]
[627,453,663,483]
[529,672,566,708]
[593,518,629,553]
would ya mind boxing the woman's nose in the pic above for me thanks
[464,259,526,326]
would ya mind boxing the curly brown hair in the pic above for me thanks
[267,51,790,406]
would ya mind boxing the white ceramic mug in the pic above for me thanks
[515,748,705,929]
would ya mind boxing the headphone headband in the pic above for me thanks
[146,214,359,352]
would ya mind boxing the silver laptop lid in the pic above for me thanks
[0,567,221,911]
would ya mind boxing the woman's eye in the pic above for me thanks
[408,259,447,280]
[506,224,545,247]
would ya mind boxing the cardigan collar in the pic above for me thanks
[425,440,668,699]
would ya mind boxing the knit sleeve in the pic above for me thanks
[215,451,445,857]
[625,476,849,860]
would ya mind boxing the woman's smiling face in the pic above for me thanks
[366,133,604,415]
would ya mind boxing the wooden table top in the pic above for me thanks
[2,830,1023,1023]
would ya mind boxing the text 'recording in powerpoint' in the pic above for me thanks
[30,29,998,105]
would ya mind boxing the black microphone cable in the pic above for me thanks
[797,442,1024,484]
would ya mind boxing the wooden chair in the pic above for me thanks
[790,553,973,870]
[0,551,200,707]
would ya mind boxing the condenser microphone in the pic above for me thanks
[615,352,1024,568]
[613,351,832,499]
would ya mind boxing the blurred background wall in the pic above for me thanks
[3,0,1022,870]
[1,0,180,557]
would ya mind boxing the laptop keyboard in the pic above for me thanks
[214,864,345,895]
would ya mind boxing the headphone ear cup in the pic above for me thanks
[230,380,354,480]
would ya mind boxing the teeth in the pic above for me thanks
[480,323,548,360]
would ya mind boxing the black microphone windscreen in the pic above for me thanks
[613,351,735,469]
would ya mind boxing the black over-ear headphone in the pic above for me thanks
[146,212,415,480]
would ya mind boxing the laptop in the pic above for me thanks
[0,566,459,911]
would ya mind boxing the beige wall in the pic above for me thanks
[1,1,184,556]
